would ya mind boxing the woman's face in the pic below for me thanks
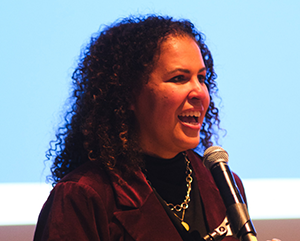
[132,36,210,158]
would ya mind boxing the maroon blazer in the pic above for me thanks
[34,150,246,241]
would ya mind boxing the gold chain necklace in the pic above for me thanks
[165,154,193,231]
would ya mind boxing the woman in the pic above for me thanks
[34,15,246,241]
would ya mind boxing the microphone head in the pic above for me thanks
[203,146,229,170]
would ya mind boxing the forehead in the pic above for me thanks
[154,36,204,71]
[161,34,198,50]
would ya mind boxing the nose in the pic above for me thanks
[188,77,209,106]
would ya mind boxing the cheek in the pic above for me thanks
[139,85,185,121]
[145,89,160,111]
[159,89,182,107]
[136,88,170,123]
[203,87,210,110]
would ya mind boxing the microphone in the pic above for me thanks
[203,146,257,241]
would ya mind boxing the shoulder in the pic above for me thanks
[39,161,117,223]
[47,161,115,210]
[34,162,116,241]
[58,161,110,191]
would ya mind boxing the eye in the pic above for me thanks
[168,75,188,83]
[197,74,206,84]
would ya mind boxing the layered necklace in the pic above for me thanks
[164,154,193,231]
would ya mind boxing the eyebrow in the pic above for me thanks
[167,67,206,74]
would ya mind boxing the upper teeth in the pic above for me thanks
[179,111,201,117]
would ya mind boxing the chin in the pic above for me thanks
[179,139,200,152]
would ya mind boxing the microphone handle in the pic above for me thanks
[242,233,258,241]
[210,162,257,241]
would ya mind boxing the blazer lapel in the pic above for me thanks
[108,169,183,241]
[187,150,227,231]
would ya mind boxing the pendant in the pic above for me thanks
[181,221,190,231]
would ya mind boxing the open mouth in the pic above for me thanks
[178,111,201,125]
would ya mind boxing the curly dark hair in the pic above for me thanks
[47,15,220,185]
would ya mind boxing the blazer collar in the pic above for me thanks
[108,167,183,241]
[109,169,151,208]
